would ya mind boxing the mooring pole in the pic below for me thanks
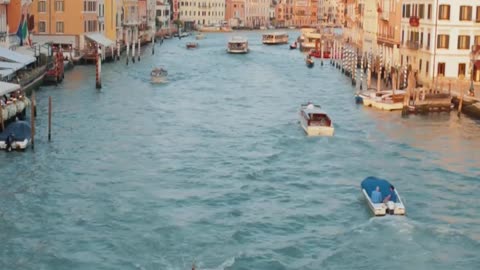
[48,96,52,141]
[96,44,102,89]
[138,38,141,61]
[30,91,35,150]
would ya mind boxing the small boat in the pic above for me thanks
[151,67,168,83]
[195,33,205,40]
[288,26,296,30]
[289,42,298,49]
[227,37,249,54]
[186,42,199,49]
[361,176,406,216]
[359,90,406,111]
[306,57,314,68]
[0,121,31,151]
[299,103,334,136]
[262,32,289,45]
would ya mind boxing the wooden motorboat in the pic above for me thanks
[299,103,334,136]
[151,67,168,83]
[0,121,31,151]
[186,42,199,49]
[361,176,406,216]
[227,37,249,54]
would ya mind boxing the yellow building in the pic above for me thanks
[29,0,115,53]
[104,0,117,41]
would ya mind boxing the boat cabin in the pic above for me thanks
[262,32,289,44]
[301,105,332,127]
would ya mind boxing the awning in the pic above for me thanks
[85,33,115,47]
[0,47,36,65]
[32,35,77,46]
[0,81,21,96]
[0,69,15,78]
[0,61,25,72]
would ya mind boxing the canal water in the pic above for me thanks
[1,31,480,270]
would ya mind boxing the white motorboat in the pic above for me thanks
[299,103,334,136]
[262,32,289,45]
[0,121,31,151]
[361,176,406,216]
[151,67,168,83]
[195,33,205,40]
[358,90,406,111]
[227,37,249,54]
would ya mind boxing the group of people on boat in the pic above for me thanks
[371,185,397,203]
[0,90,24,107]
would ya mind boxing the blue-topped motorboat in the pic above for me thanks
[0,121,31,151]
[360,176,406,216]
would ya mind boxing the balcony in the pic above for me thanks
[406,40,420,50]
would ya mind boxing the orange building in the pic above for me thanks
[29,0,102,50]
[275,0,293,27]
[6,0,27,35]
[292,0,317,27]
[225,0,246,27]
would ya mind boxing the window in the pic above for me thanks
[419,59,423,72]
[476,35,480,45]
[458,35,470,49]
[418,4,425,19]
[426,61,429,75]
[402,4,406,18]
[427,33,431,49]
[437,63,445,76]
[437,34,449,49]
[38,0,46,12]
[83,1,96,12]
[427,4,432,19]
[459,63,466,77]
[459,6,472,21]
[56,21,64,33]
[38,21,46,33]
[438,5,450,20]
[406,4,410,17]
[55,0,64,12]
[84,20,97,32]
[477,6,480,22]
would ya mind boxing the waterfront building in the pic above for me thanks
[275,0,293,27]
[377,0,402,73]
[178,0,226,29]
[362,0,377,54]
[400,0,480,87]
[318,0,337,24]
[121,0,140,46]
[137,0,156,41]
[104,0,117,42]
[245,0,270,28]
[0,1,9,47]
[155,0,171,31]
[291,0,318,27]
[343,0,362,50]
[225,0,246,28]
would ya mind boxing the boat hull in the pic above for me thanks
[299,115,334,136]
[361,177,406,216]
[227,49,249,54]
[263,40,288,45]
[151,76,167,83]
[371,101,404,111]
[0,139,29,151]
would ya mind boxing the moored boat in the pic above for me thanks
[299,103,334,136]
[361,176,406,216]
[151,67,168,83]
[262,32,289,45]
[358,90,406,110]
[227,37,249,54]
[186,42,199,49]
[0,121,31,151]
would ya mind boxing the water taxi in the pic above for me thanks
[361,176,406,216]
[186,42,199,49]
[262,32,289,45]
[299,29,321,52]
[151,67,168,84]
[227,37,249,54]
[358,90,406,111]
[0,121,31,151]
[299,103,334,136]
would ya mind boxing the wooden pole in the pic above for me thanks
[30,91,35,150]
[138,38,141,61]
[458,81,465,117]
[152,35,155,55]
[132,33,136,63]
[95,44,102,89]
[126,41,129,65]
[320,41,324,66]
[48,96,52,141]
[0,104,4,132]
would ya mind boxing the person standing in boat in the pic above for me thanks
[383,185,397,203]
[371,186,382,203]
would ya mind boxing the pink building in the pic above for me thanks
[225,0,245,27]
[138,0,147,30]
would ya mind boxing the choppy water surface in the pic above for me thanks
[1,31,479,270]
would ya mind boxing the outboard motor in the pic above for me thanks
[387,201,395,215]
[5,133,14,152]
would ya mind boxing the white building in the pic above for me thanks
[362,0,378,55]
[400,0,480,85]
[0,2,7,48]
[156,0,170,30]
[178,0,226,29]
[245,0,270,28]
[98,0,106,33]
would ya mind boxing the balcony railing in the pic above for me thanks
[406,40,420,50]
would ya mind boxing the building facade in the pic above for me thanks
[245,0,270,28]
[377,0,402,72]
[275,0,293,27]
[178,0,226,28]
[400,0,480,85]
[291,0,317,27]
[0,1,8,47]
[225,0,245,27]
[104,0,116,41]
[155,0,171,30]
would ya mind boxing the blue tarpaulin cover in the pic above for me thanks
[0,121,31,141]
[361,176,393,200]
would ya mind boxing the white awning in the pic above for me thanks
[0,81,21,96]
[32,35,77,46]
[0,69,15,78]
[0,47,36,65]
[0,61,25,72]
[85,33,115,47]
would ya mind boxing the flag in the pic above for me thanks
[16,16,23,46]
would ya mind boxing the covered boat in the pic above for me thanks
[227,37,249,54]
[262,32,289,45]
[0,121,31,151]
[186,42,199,49]
[151,67,168,83]
[360,176,406,216]
[299,103,334,136]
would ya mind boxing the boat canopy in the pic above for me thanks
[0,121,31,141]
[85,33,115,47]
[263,32,288,37]
[229,37,247,43]
[302,103,326,116]
[0,81,21,96]
[361,176,393,200]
